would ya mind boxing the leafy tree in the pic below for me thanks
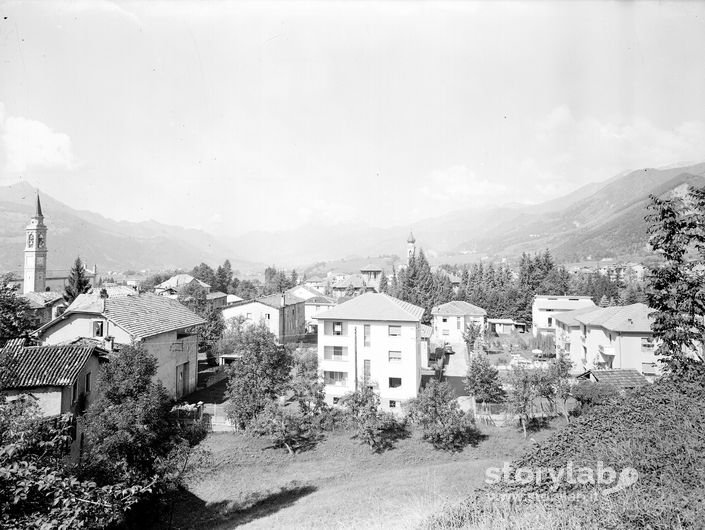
[0,274,34,346]
[64,256,91,303]
[506,366,538,438]
[201,308,225,365]
[177,281,208,315]
[571,381,619,413]
[250,400,324,454]
[232,278,259,300]
[81,344,195,486]
[408,379,480,451]
[139,270,179,292]
[465,355,506,411]
[341,387,408,452]
[646,187,705,373]
[191,262,217,289]
[225,322,293,429]
[462,321,484,354]
[0,402,148,529]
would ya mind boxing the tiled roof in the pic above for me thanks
[305,295,336,305]
[315,293,424,322]
[227,293,305,309]
[20,291,65,309]
[360,264,383,272]
[156,274,210,290]
[206,291,228,300]
[574,303,653,333]
[1,344,106,388]
[577,369,648,389]
[330,275,365,290]
[104,294,206,338]
[89,285,136,297]
[432,301,486,317]
[38,293,206,340]
[286,285,325,300]
[553,306,604,327]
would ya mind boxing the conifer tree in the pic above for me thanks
[64,256,91,303]
[379,270,388,294]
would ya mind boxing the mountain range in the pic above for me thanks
[1,161,704,274]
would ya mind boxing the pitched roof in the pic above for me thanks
[432,301,486,317]
[407,231,416,243]
[330,275,365,290]
[156,274,210,290]
[360,264,383,272]
[38,293,206,340]
[576,369,648,389]
[574,303,653,333]
[227,293,305,310]
[206,291,228,300]
[305,295,336,305]
[1,344,106,389]
[315,293,424,322]
[285,285,325,300]
[20,291,65,309]
[553,306,604,327]
[89,285,136,297]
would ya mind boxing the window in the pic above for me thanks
[442,329,449,336]
[388,351,401,362]
[246,312,252,320]
[641,337,655,351]
[324,371,347,386]
[389,400,397,408]
[333,397,340,405]
[442,317,448,323]
[547,317,553,326]
[324,346,347,361]
[364,324,371,347]
[93,321,104,337]
[333,321,343,336]
[388,325,401,336]
[265,313,271,320]
[85,372,92,393]
[389,377,402,388]
[457,318,461,330]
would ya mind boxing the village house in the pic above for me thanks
[531,295,596,336]
[360,264,383,292]
[553,306,603,373]
[329,274,367,299]
[555,303,659,377]
[0,338,109,458]
[221,293,306,343]
[155,273,211,297]
[20,291,67,327]
[431,301,487,345]
[303,295,337,333]
[315,292,425,412]
[487,318,527,335]
[206,291,228,310]
[34,292,205,398]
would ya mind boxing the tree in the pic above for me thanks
[378,270,389,294]
[214,260,233,293]
[81,344,193,486]
[462,321,484,354]
[646,187,705,373]
[340,387,408,452]
[0,274,33,346]
[465,355,506,412]
[407,379,479,451]
[506,366,538,438]
[64,256,91,303]
[225,322,293,429]
[201,308,225,365]
[191,263,217,289]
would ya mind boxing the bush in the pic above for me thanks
[408,379,481,451]
[571,381,619,413]
[251,401,324,454]
[341,387,408,452]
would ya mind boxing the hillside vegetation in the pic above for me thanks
[424,375,705,529]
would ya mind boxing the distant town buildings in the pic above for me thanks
[531,295,596,337]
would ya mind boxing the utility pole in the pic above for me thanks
[354,326,359,390]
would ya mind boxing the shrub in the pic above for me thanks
[340,387,408,452]
[571,380,619,413]
[408,379,481,451]
[251,401,324,454]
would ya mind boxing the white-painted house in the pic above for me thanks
[221,293,306,343]
[431,301,487,345]
[315,293,425,412]
[532,295,595,336]
[35,292,205,398]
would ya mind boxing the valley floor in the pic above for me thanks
[158,422,560,530]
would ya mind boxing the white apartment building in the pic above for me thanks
[532,295,595,336]
[431,300,486,345]
[315,293,424,412]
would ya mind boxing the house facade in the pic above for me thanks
[315,293,424,412]
[221,293,306,343]
[303,295,336,333]
[556,303,659,377]
[531,295,596,336]
[431,301,486,345]
[35,292,205,398]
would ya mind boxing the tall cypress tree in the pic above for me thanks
[64,257,91,303]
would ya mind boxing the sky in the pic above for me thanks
[1,0,705,236]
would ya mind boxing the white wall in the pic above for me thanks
[432,314,484,345]
[532,297,595,336]
[222,301,281,339]
[317,318,421,411]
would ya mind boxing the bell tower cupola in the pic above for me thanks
[23,194,48,294]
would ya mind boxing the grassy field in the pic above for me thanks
[160,422,561,530]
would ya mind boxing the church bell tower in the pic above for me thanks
[407,231,416,262]
[23,194,48,294]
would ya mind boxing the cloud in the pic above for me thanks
[420,165,510,207]
[0,103,78,174]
